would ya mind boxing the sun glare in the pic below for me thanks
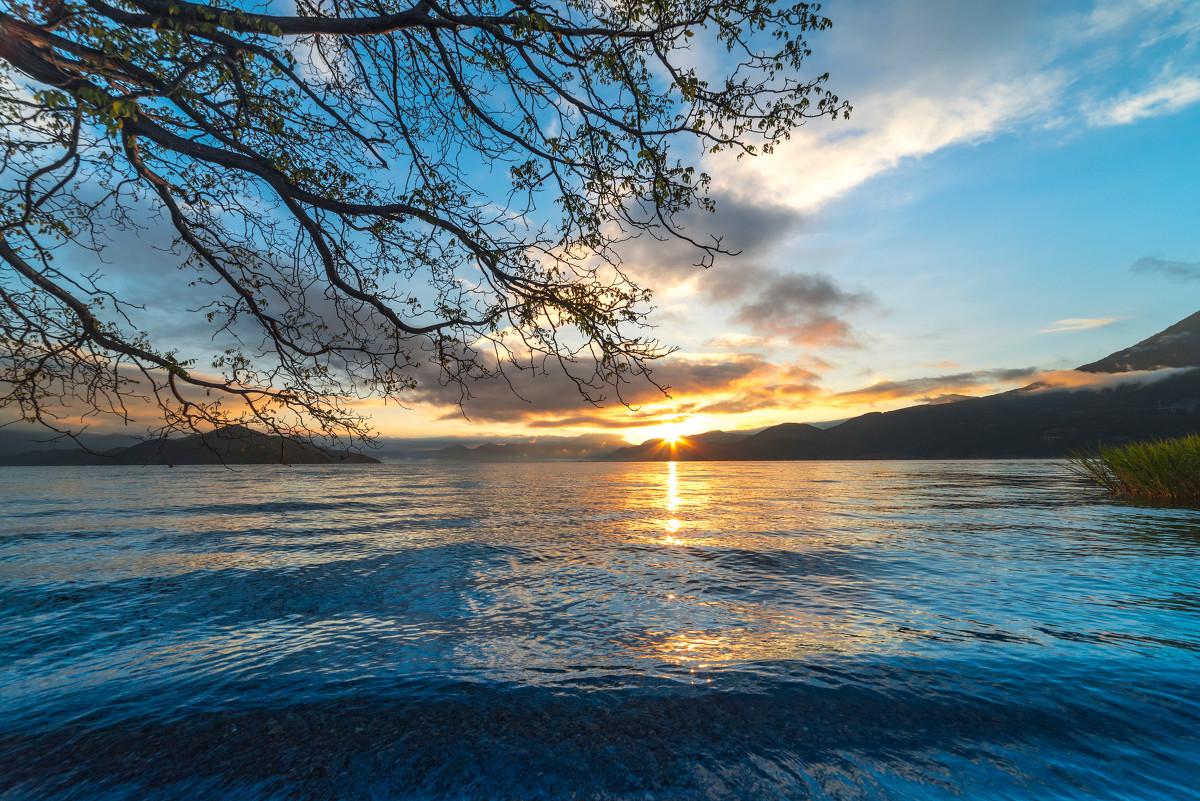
[624,419,704,445]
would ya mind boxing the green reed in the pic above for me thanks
[1069,434,1200,502]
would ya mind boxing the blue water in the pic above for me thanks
[1,460,1198,800]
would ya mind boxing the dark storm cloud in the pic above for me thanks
[731,273,873,347]
[1132,256,1200,282]
[831,367,1038,404]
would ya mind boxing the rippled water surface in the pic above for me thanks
[2,461,1199,800]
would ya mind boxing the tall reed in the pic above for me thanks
[1069,434,1200,502]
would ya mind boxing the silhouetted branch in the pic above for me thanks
[0,0,848,446]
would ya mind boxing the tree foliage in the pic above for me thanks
[0,0,847,447]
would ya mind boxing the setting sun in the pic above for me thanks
[2,0,1197,798]
[623,417,716,445]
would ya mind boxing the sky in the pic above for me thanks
[14,0,1200,445]
[364,0,1200,443]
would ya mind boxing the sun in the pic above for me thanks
[624,418,707,445]
[659,433,692,454]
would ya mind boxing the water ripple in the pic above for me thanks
[1,460,1199,800]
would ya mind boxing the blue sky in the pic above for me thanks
[786,93,1200,372]
[498,0,1200,442]
[10,0,1197,442]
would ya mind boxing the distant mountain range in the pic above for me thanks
[0,425,378,466]
[0,429,140,458]
[411,435,625,462]
[605,312,1200,461]
[2,312,1196,465]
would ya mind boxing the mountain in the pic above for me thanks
[4,313,1197,465]
[606,312,1200,461]
[688,429,759,445]
[417,435,625,462]
[0,429,140,457]
[0,425,379,466]
[410,429,765,462]
[1078,311,1200,372]
[607,371,1200,461]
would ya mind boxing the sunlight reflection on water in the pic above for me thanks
[1,460,1199,800]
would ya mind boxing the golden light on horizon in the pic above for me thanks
[622,417,706,445]
[654,434,691,459]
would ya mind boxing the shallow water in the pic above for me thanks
[1,460,1198,800]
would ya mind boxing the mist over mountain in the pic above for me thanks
[1078,311,1200,373]
[4,313,1197,465]
[606,312,1200,462]
[392,434,627,462]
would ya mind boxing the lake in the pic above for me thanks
[1,461,1198,800]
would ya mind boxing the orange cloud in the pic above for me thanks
[829,367,1037,406]
[1022,367,1195,391]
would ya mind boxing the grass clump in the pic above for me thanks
[1069,434,1200,502]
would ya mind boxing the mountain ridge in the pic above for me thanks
[0,424,379,466]
[604,312,1200,462]
[3,313,1197,465]
[1078,311,1200,373]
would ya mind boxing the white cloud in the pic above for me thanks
[1040,317,1125,334]
[1080,0,1200,48]
[711,74,1064,212]
[702,332,779,352]
[701,0,1198,215]
[1087,74,1200,125]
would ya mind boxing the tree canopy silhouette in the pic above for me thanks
[0,0,847,446]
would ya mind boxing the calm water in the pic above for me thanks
[1,461,1199,800]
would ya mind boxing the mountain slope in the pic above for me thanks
[1078,311,1200,372]
[606,371,1200,461]
[605,311,1200,461]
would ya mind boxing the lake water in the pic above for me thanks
[1,461,1198,800]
